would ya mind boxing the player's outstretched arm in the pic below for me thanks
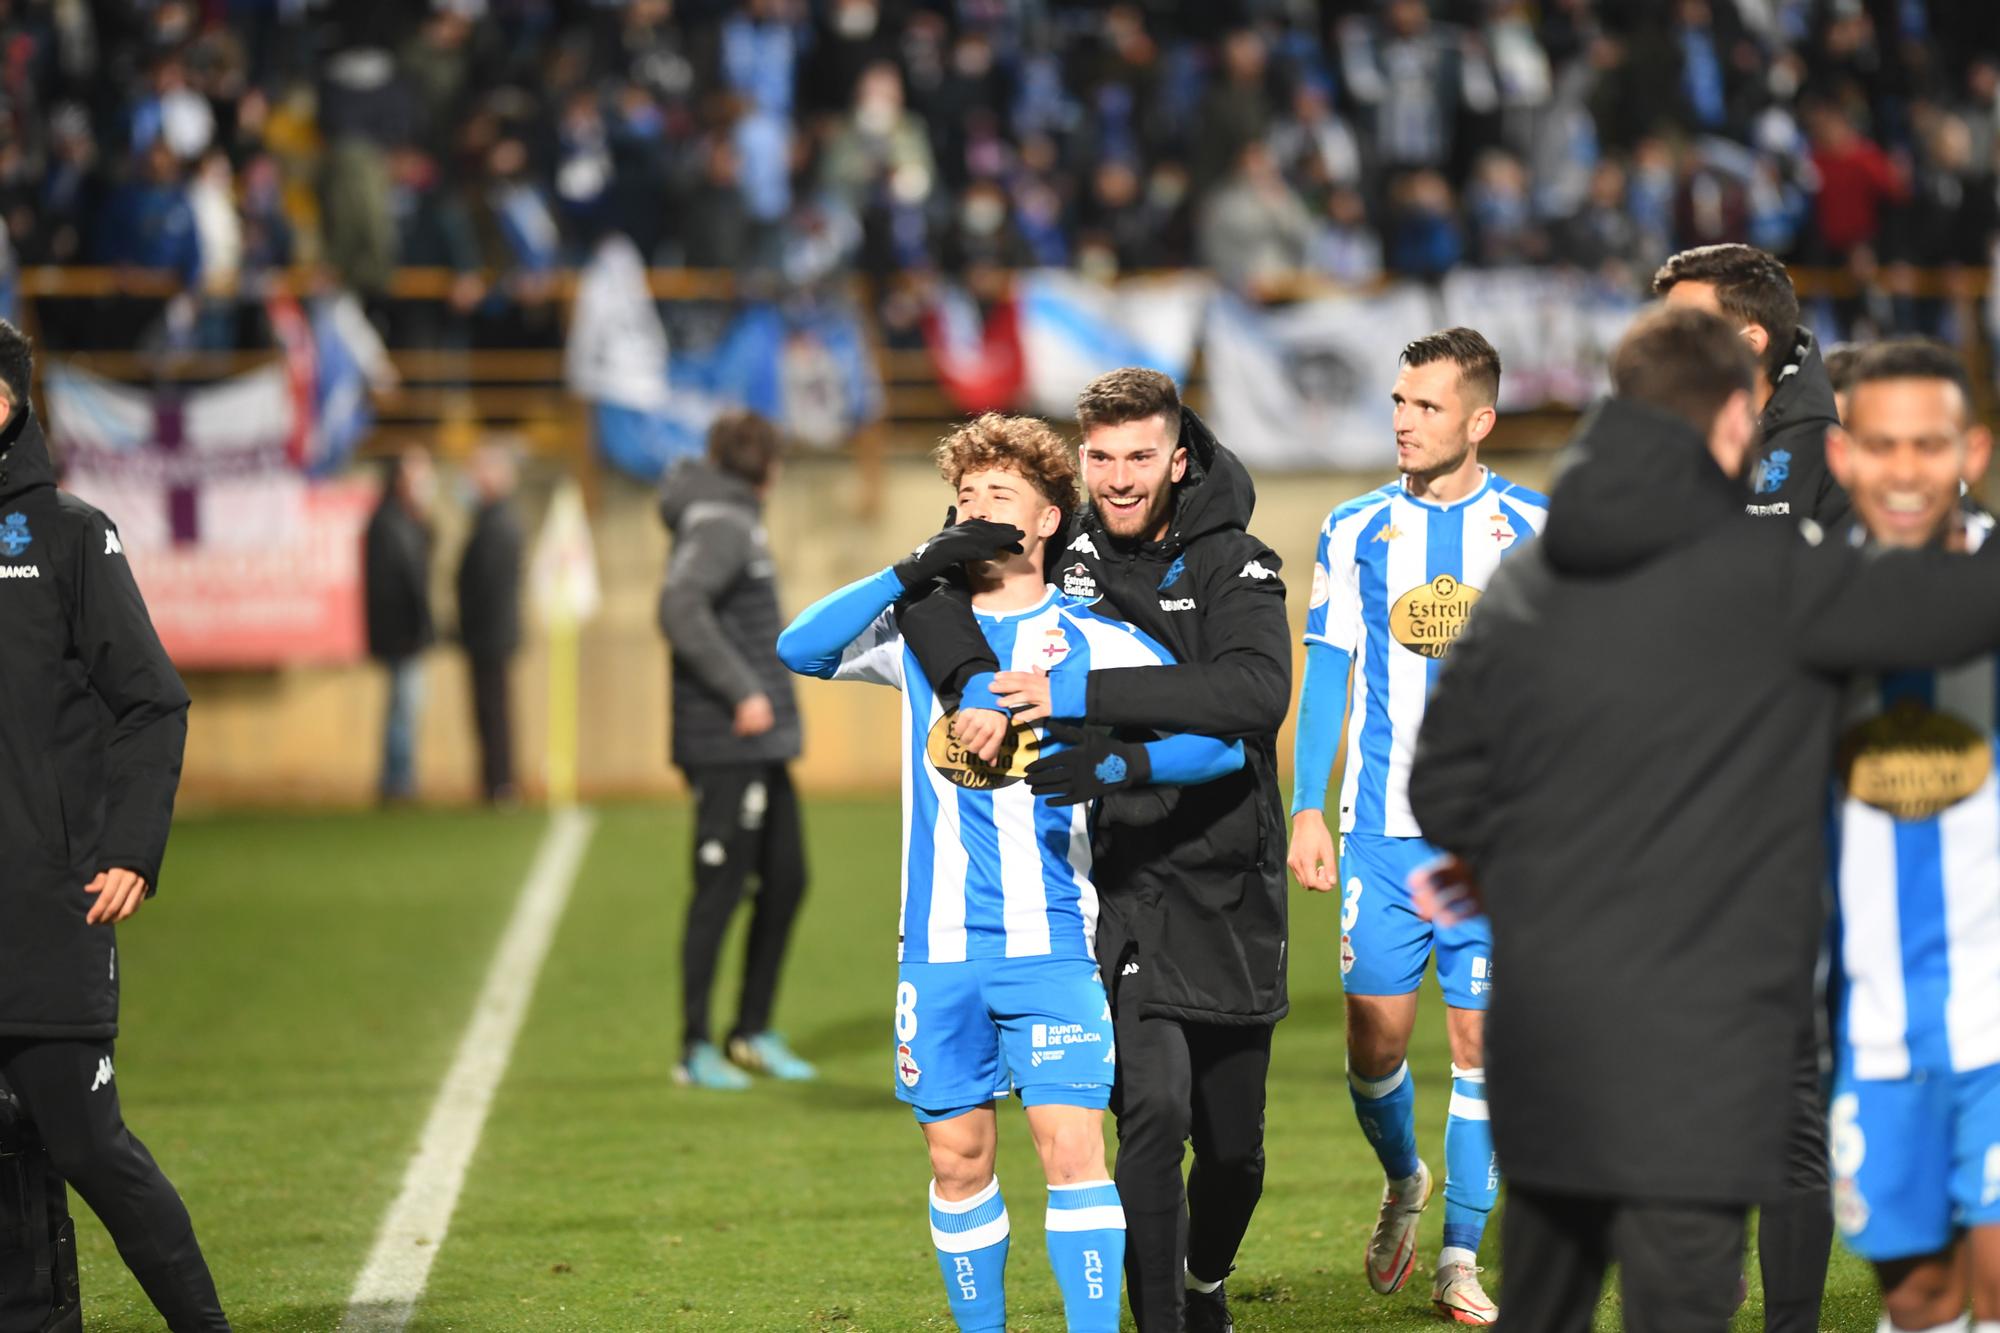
[1022,723,1244,806]
[1788,526,2000,672]
[777,567,906,679]
[1287,641,1351,893]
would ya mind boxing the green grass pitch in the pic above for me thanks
[69,802,1881,1330]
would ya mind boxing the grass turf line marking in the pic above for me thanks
[339,806,597,1333]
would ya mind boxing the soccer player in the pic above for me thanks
[1286,328,1545,1325]
[1822,339,2000,1333]
[777,413,1246,1332]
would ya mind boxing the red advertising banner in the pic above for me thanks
[120,479,376,669]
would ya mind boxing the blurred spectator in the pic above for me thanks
[1385,169,1464,280]
[456,444,523,805]
[1338,0,1489,175]
[1562,161,1647,283]
[1199,141,1313,295]
[682,135,754,270]
[1307,185,1385,287]
[131,55,216,161]
[820,61,935,214]
[100,141,202,287]
[1194,29,1276,190]
[400,11,474,157]
[1268,73,1364,195]
[364,448,437,805]
[1465,149,1547,265]
[1806,99,1909,262]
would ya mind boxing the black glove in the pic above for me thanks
[893,517,1026,590]
[1023,723,1152,806]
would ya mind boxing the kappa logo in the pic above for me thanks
[104,527,123,556]
[1239,559,1276,581]
[0,512,29,557]
[1068,532,1099,558]
[1373,524,1404,543]
[89,1056,113,1092]
[1120,961,1140,977]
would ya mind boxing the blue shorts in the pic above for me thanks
[1338,832,1493,1009]
[892,954,1116,1123]
[1830,1059,2000,1261]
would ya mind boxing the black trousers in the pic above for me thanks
[468,654,514,801]
[1497,1185,1747,1333]
[0,1038,229,1332]
[1756,1020,1833,1333]
[1109,1005,1273,1333]
[678,763,807,1054]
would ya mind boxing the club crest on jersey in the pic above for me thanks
[1037,627,1070,666]
[1308,563,1330,609]
[1340,934,1356,976]
[896,1042,921,1088]
[1060,561,1099,602]
[1489,514,1517,549]
[1389,574,1482,659]
[927,711,1043,790]
[1837,700,1990,820]
[0,512,29,557]
[1157,555,1186,590]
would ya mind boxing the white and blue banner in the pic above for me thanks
[1201,286,1437,470]
[1017,270,1210,418]
[567,234,882,479]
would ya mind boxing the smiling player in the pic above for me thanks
[777,413,1245,1332]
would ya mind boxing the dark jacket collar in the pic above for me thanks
[1541,396,1744,576]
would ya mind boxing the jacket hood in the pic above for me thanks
[1083,405,1257,552]
[1541,396,1745,576]
[1761,327,1839,443]
[0,408,54,505]
[659,457,758,532]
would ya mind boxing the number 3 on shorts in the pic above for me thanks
[895,981,919,1041]
[1342,878,1363,932]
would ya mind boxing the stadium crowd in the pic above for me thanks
[0,0,1995,344]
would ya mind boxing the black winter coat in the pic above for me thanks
[1745,328,1849,526]
[899,408,1291,1025]
[456,499,523,662]
[1408,396,2000,1205]
[0,409,189,1038]
[364,492,434,661]
[657,460,801,768]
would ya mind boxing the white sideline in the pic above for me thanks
[338,806,598,1333]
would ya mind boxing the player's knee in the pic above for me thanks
[1033,1119,1108,1186]
[1114,1081,1191,1150]
[1197,1134,1264,1182]
[928,1140,994,1199]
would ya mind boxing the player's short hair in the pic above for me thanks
[1651,243,1799,383]
[706,409,782,487]
[935,413,1080,513]
[1845,337,1974,425]
[1822,341,1863,397]
[1400,327,1501,408]
[1611,304,1758,433]
[0,319,33,410]
[1075,367,1181,435]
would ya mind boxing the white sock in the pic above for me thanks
[1880,1316,1970,1333]
[1185,1270,1222,1294]
[1438,1245,1478,1271]
[1973,1321,2000,1333]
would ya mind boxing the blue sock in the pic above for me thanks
[930,1177,1009,1332]
[1442,1064,1498,1258]
[1045,1181,1125,1332]
[1349,1060,1421,1181]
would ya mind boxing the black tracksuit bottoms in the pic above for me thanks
[468,654,514,801]
[1497,1185,1747,1333]
[0,1037,229,1332]
[1109,1004,1273,1333]
[678,763,807,1055]
[1755,1017,1834,1333]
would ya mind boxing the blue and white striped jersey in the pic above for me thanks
[1304,469,1548,837]
[829,587,1177,964]
[1834,514,2000,1079]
